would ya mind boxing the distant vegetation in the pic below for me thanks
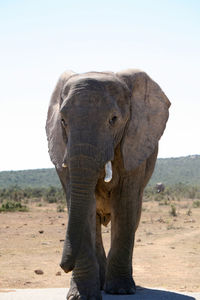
[0,168,60,188]
[0,186,65,212]
[0,155,200,212]
[0,200,28,212]
[0,155,199,188]
[0,185,64,203]
[149,155,200,186]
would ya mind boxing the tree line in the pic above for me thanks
[0,155,200,188]
[0,183,200,205]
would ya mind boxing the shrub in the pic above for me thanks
[170,204,177,217]
[0,200,28,212]
[57,204,65,212]
[186,208,192,216]
[44,186,65,203]
[145,184,200,201]
[154,193,165,201]
[193,200,200,208]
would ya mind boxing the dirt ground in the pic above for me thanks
[0,198,200,292]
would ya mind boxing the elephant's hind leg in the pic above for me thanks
[96,214,107,289]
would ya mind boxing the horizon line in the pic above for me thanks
[0,154,199,173]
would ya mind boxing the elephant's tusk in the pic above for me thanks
[104,161,112,183]
[62,162,67,168]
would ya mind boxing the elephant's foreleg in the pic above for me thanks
[96,214,106,289]
[67,210,101,300]
[104,169,145,294]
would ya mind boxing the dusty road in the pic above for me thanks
[0,199,199,291]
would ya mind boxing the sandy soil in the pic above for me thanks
[0,199,200,292]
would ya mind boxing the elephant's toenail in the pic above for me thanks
[128,287,136,294]
[118,288,126,294]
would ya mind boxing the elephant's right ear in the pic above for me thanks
[46,71,75,170]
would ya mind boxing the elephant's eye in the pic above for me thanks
[61,119,67,127]
[109,116,118,126]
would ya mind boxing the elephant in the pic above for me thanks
[46,69,170,300]
[155,182,165,193]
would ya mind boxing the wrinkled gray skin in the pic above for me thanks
[46,69,170,300]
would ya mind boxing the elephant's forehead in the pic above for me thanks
[61,73,130,117]
[64,83,119,110]
[65,73,124,98]
[65,90,115,112]
[67,72,116,86]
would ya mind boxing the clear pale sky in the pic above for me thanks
[0,0,199,171]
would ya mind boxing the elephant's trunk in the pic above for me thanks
[60,149,99,273]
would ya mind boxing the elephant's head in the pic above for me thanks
[46,69,170,272]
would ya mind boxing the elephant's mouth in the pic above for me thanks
[62,158,113,183]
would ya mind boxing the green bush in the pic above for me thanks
[193,200,200,208]
[44,186,65,203]
[169,204,177,217]
[57,204,65,212]
[145,184,200,202]
[0,200,28,212]
[154,193,165,201]
[186,208,192,216]
[0,185,65,204]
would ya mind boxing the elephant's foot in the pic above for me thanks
[104,276,136,295]
[67,277,102,300]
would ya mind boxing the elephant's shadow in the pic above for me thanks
[101,286,196,299]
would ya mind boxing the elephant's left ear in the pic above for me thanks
[46,71,75,170]
[117,69,171,171]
